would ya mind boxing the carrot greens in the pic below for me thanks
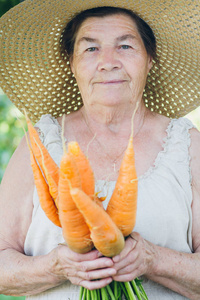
[80,279,148,300]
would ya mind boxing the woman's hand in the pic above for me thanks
[112,232,157,282]
[48,244,117,290]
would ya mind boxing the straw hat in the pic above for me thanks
[0,0,199,122]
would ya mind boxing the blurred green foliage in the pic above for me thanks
[0,0,21,16]
[0,93,26,182]
[0,296,24,300]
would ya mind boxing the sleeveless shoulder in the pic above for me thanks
[35,114,63,166]
[166,117,195,148]
[35,114,62,145]
[161,117,195,181]
[141,117,195,182]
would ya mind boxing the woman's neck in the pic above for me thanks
[80,100,148,137]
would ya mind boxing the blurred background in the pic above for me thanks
[0,0,200,299]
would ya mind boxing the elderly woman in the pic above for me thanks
[0,0,200,299]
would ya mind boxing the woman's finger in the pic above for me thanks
[112,233,139,263]
[76,266,116,281]
[79,277,113,290]
[77,256,114,272]
[58,245,102,262]
[112,234,157,281]
[112,271,139,282]
[112,248,139,271]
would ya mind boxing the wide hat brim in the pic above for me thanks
[0,0,199,122]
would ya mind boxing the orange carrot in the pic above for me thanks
[58,150,93,253]
[106,104,138,237]
[34,137,59,207]
[24,110,59,188]
[68,141,106,209]
[59,151,81,210]
[24,132,61,227]
[31,151,61,227]
[68,141,95,197]
[70,187,125,257]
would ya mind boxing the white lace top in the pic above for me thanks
[24,114,194,300]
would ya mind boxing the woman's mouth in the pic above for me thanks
[95,80,127,85]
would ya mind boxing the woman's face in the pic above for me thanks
[70,14,152,109]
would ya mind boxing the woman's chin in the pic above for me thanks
[93,92,132,108]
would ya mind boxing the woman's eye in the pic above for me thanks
[86,47,97,52]
[120,45,131,50]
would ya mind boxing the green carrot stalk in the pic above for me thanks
[91,289,97,300]
[79,286,84,300]
[101,287,109,300]
[105,284,116,300]
[134,279,148,300]
[97,288,101,298]
[82,287,87,300]
[86,288,91,300]
[114,280,119,298]
[124,281,137,300]
[119,282,130,299]
[117,283,122,299]
[131,280,143,300]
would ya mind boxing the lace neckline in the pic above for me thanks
[97,118,177,183]
[138,118,175,180]
[50,114,176,182]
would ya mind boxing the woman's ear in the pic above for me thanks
[69,56,74,74]
[148,55,153,72]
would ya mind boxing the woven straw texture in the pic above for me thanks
[0,0,199,122]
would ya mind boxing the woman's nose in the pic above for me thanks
[97,48,122,72]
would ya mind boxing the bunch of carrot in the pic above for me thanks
[24,109,148,300]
